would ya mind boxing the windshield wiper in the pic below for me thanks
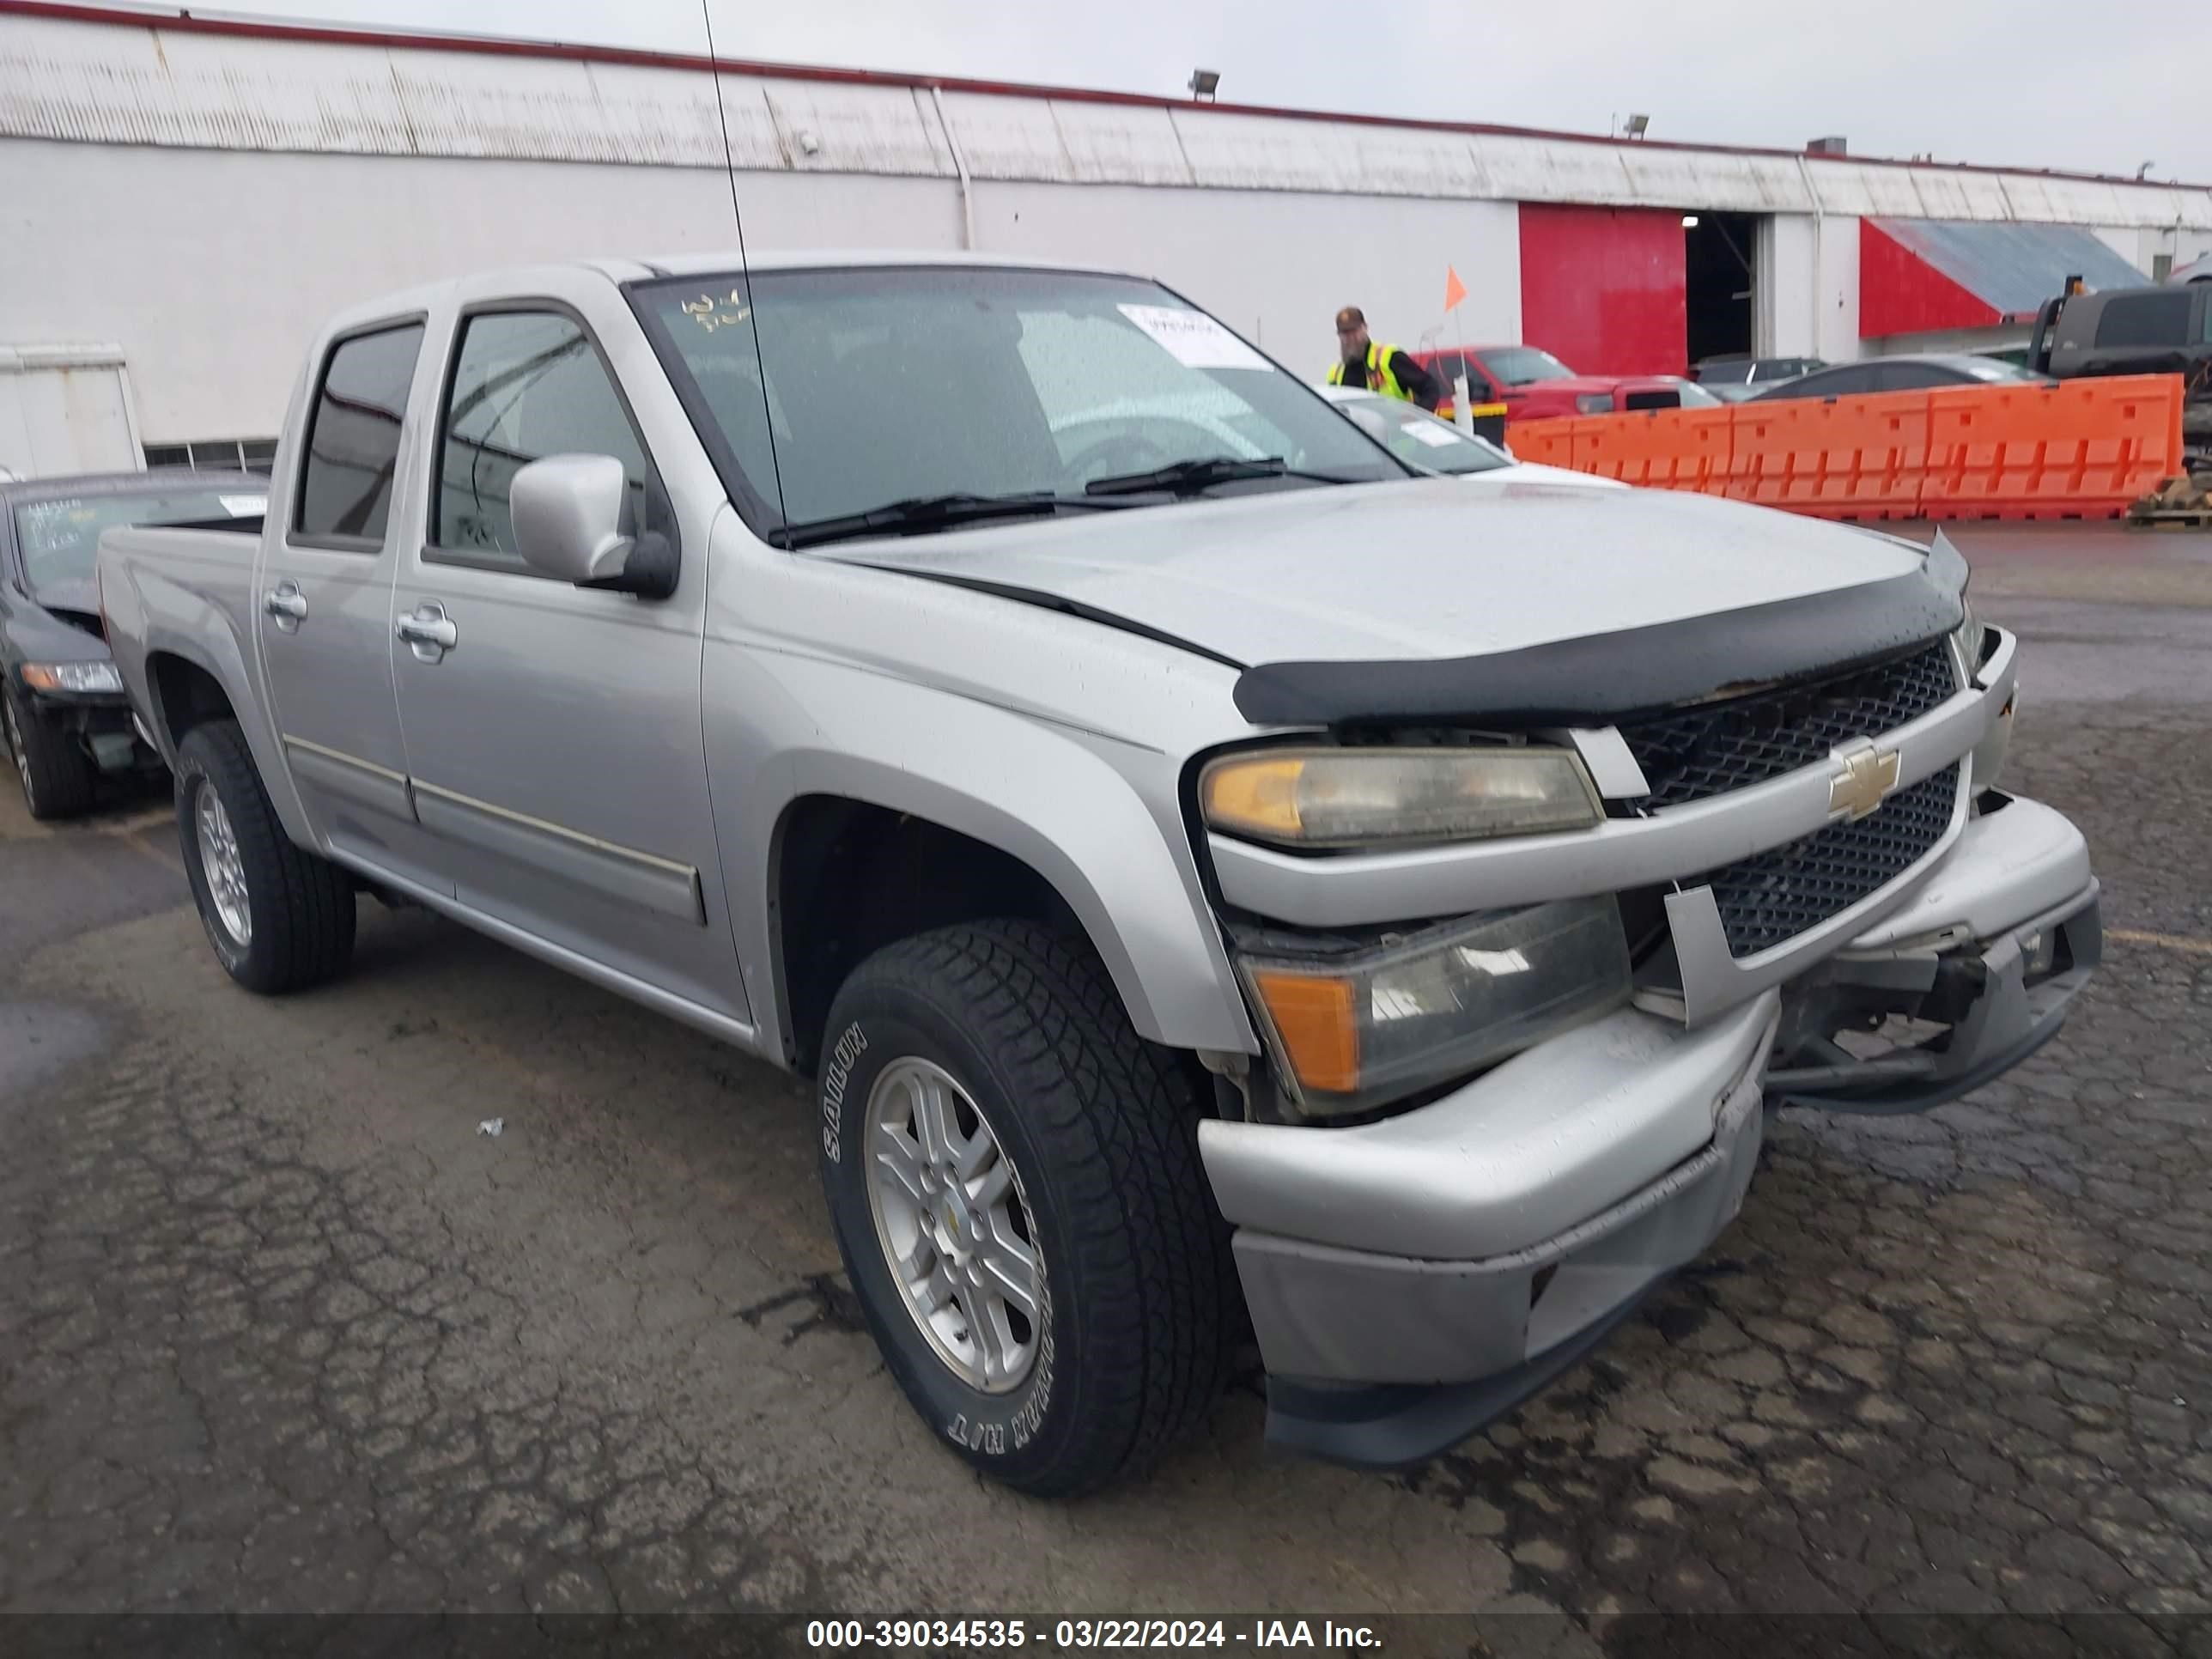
[1083,455,1357,497]
[772,490,1130,550]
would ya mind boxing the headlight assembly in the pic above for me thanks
[20,661,124,696]
[1237,896,1633,1116]
[1200,746,1602,848]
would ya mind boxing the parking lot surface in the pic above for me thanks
[2,524,2209,1641]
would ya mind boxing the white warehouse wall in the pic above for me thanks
[975,184,1520,372]
[0,140,965,441]
[4,137,1521,444]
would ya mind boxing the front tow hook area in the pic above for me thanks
[1765,884,2101,1115]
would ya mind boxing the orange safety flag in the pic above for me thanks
[1443,266,1468,312]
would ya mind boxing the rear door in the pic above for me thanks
[387,300,745,1024]
[257,320,449,893]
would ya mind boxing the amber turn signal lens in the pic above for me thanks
[1201,755,1307,840]
[1246,969,1359,1096]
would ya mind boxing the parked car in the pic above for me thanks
[1692,355,1826,401]
[98,252,2100,1496]
[1750,353,2050,402]
[3,468,264,817]
[1317,386,1624,486]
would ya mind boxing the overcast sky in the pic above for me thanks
[213,0,2207,183]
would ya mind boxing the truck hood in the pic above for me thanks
[826,478,1931,669]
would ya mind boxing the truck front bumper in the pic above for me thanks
[1199,790,2100,1470]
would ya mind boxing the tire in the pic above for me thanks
[3,684,97,821]
[174,720,356,994]
[817,919,1235,1497]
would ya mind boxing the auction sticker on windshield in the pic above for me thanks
[1116,305,1273,372]
[1400,419,1461,448]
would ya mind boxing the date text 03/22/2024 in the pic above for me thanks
[805,1620,1383,1650]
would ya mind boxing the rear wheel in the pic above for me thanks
[817,919,1235,1497]
[174,720,356,993]
[3,685,96,821]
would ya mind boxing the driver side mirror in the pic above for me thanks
[510,453,675,599]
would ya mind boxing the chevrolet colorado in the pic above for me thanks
[95,252,2100,1495]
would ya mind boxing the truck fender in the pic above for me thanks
[131,582,315,851]
[722,662,1255,1059]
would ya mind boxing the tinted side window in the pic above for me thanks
[295,324,423,544]
[432,312,648,569]
[2094,292,2192,348]
[1796,365,1876,398]
[1876,363,1948,392]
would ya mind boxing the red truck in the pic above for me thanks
[1416,346,1721,422]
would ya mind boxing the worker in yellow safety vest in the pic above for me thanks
[1327,307,1443,411]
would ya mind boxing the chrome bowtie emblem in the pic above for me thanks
[1828,738,1902,821]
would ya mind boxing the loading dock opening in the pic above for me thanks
[1686,210,1760,367]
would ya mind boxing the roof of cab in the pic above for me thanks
[315,249,1158,338]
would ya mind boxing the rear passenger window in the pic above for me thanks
[431,311,648,569]
[295,324,423,544]
[2094,292,2192,348]
[1876,363,1945,392]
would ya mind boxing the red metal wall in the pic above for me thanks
[1519,204,1686,376]
[1858,219,2002,339]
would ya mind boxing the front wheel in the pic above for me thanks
[174,720,356,994]
[3,685,96,821]
[817,920,1235,1497]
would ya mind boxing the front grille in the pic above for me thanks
[1688,763,1961,958]
[1620,641,1958,809]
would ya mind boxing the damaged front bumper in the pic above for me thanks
[1200,787,2100,1471]
[1767,791,2100,1111]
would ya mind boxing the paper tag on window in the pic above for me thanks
[1116,305,1273,371]
[220,495,268,516]
[1400,419,1462,448]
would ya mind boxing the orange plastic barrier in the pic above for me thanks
[1502,374,2185,522]
[1504,416,1576,470]
[1725,390,1927,520]
[1577,405,1733,493]
[1922,374,2182,520]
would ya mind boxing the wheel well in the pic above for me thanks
[148,653,236,750]
[773,796,1080,1075]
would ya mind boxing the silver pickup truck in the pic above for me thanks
[96,252,2100,1496]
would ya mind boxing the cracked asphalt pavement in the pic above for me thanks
[2,525,2208,1644]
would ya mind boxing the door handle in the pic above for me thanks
[263,583,308,626]
[396,602,459,661]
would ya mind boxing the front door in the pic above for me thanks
[387,306,745,1024]
[257,319,450,895]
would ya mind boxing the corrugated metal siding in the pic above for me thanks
[4,11,2211,228]
[1870,218,2148,318]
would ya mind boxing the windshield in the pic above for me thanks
[635,267,1404,537]
[1480,346,1575,386]
[1334,394,1510,476]
[1669,379,1726,408]
[14,486,265,599]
